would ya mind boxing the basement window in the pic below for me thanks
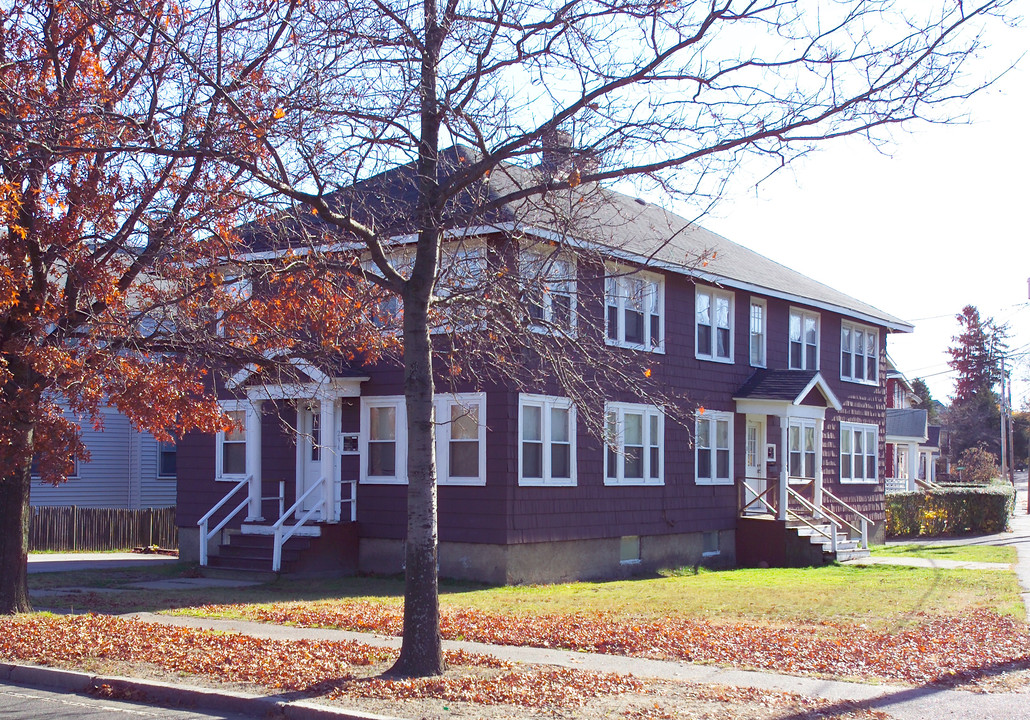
[619,535,641,565]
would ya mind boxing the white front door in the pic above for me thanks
[744,417,767,514]
[298,403,324,519]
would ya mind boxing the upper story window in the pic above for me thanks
[789,309,819,370]
[604,402,663,486]
[605,268,664,351]
[519,394,575,486]
[841,322,879,384]
[521,252,576,332]
[696,410,733,485]
[438,393,487,486]
[696,287,733,363]
[158,440,177,478]
[841,422,877,483]
[749,299,766,367]
[216,400,248,481]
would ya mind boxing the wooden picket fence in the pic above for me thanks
[29,506,178,552]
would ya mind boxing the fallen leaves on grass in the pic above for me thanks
[0,614,640,708]
[195,601,1030,685]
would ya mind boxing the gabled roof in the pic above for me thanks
[886,408,929,442]
[733,370,842,411]
[246,145,912,331]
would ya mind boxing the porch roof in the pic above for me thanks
[886,408,929,443]
[733,369,842,411]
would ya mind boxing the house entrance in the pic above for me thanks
[297,402,325,520]
[744,417,767,514]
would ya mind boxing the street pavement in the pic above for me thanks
[11,473,1030,719]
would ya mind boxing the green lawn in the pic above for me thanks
[869,543,1017,564]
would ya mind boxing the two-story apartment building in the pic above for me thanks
[176,147,910,582]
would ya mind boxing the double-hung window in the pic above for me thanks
[361,397,406,484]
[605,268,663,351]
[519,395,575,486]
[841,322,879,384]
[695,411,733,485]
[789,309,819,370]
[788,418,818,482]
[438,393,487,486]
[841,422,877,483]
[158,440,177,478]
[521,252,576,331]
[695,287,733,362]
[749,299,766,367]
[216,400,248,481]
[604,402,663,485]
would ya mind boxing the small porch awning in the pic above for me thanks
[228,357,369,400]
[732,369,842,416]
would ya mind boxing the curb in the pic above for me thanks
[0,661,400,720]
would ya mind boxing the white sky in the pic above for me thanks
[699,13,1030,409]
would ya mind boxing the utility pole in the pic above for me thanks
[1000,354,1008,482]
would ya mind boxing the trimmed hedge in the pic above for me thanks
[886,484,1014,537]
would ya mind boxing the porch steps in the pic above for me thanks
[201,521,360,577]
[788,519,870,563]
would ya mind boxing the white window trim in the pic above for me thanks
[520,250,577,334]
[695,286,734,363]
[518,394,576,487]
[749,297,767,368]
[215,399,249,482]
[157,440,177,479]
[840,421,878,484]
[840,321,880,386]
[360,396,407,485]
[695,410,734,486]
[788,307,820,371]
[787,417,818,483]
[604,401,664,486]
[604,265,665,353]
[437,392,487,487]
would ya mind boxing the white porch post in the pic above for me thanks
[779,420,789,521]
[245,398,264,521]
[907,442,919,491]
[814,418,824,514]
[320,397,337,522]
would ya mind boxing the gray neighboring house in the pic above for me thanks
[30,405,176,509]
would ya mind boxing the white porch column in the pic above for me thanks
[320,397,338,522]
[814,418,824,514]
[245,399,264,521]
[779,421,789,521]
[907,442,919,491]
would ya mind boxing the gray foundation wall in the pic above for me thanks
[359,530,735,585]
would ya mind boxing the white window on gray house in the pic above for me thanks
[215,403,247,481]
[519,394,575,486]
[749,298,766,367]
[841,322,879,384]
[789,309,819,370]
[696,287,733,362]
[605,402,663,486]
[158,440,177,478]
[841,422,877,483]
[605,269,663,351]
[695,411,733,485]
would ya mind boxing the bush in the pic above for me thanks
[886,485,1013,537]
[956,445,999,485]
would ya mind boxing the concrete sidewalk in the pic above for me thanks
[27,552,181,574]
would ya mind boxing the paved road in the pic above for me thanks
[0,680,250,720]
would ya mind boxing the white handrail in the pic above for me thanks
[272,476,326,572]
[787,487,840,554]
[739,477,777,515]
[819,486,872,550]
[197,475,251,566]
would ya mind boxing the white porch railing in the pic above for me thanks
[197,475,252,566]
[818,486,871,550]
[786,486,840,555]
[885,477,908,494]
[272,476,326,572]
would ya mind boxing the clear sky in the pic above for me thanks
[700,14,1029,410]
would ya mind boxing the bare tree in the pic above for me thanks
[121,0,1012,676]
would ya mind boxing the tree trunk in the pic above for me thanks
[0,424,34,615]
[389,286,444,677]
